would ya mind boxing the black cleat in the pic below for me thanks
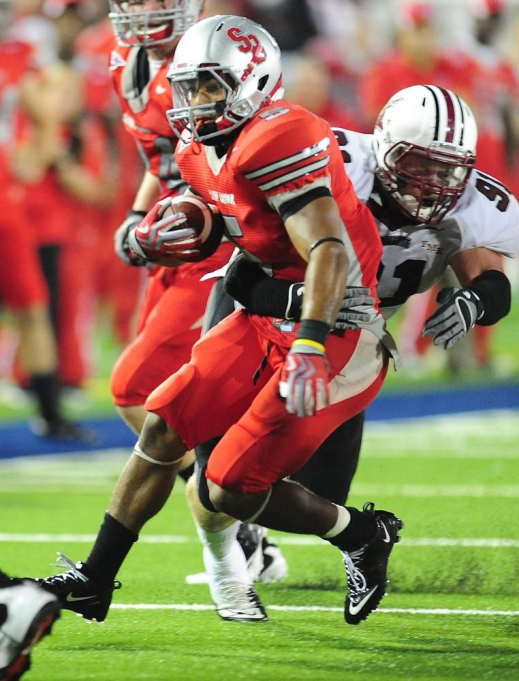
[237,525,289,584]
[31,554,120,623]
[341,502,403,625]
[0,580,60,680]
[258,539,288,584]
[236,524,265,582]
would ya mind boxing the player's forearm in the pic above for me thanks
[285,197,349,330]
[301,242,348,327]
[132,171,161,212]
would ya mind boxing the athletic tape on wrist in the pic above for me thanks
[292,338,326,353]
[134,443,185,466]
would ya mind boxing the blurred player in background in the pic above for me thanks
[0,0,91,440]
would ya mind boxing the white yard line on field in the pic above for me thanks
[1,533,518,548]
[109,603,519,617]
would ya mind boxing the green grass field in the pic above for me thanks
[1,412,519,680]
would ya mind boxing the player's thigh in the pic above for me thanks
[207,330,387,493]
[111,274,219,404]
[146,310,272,448]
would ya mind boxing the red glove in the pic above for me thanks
[128,198,203,262]
[279,339,330,417]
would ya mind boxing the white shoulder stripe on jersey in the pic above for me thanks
[258,155,330,191]
[245,137,330,180]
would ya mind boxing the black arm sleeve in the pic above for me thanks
[469,269,511,326]
[223,256,301,319]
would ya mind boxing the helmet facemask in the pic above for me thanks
[167,66,247,144]
[166,15,282,145]
[108,0,202,48]
[376,141,475,224]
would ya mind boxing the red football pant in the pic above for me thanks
[146,310,388,493]
[111,243,234,407]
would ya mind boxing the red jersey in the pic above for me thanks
[109,42,182,193]
[0,40,35,192]
[175,99,381,296]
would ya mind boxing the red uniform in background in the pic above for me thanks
[74,19,143,349]
[109,41,233,407]
[0,39,48,312]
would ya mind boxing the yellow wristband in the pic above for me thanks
[292,338,326,353]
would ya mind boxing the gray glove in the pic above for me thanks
[334,287,377,330]
[422,287,483,349]
[114,210,147,266]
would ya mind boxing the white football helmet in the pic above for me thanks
[108,0,203,48]
[373,85,477,224]
[166,15,282,144]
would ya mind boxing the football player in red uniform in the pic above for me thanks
[106,1,286,616]
[107,0,231,434]
[31,16,403,628]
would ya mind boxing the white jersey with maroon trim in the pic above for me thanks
[333,128,519,316]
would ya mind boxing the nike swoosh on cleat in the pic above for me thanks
[380,522,391,543]
[65,593,98,602]
[348,585,378,616]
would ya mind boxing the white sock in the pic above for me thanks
[322,505,351,539]
[197,521,251,587]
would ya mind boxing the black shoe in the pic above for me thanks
[31,554,120,623]
[258,539,288,584]
[341,503,403,625]
[30,419,98,444]
[0,580,60,680]
[236,524,265,582]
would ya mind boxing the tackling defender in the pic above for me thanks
[222,84,518,507]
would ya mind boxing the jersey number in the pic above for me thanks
[475,171,511,212]
[378,259,427,307]
[332,128,351,164]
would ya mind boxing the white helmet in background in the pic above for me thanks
[166,14,282,144]
[108,0,203,48]
[373,85,477,224]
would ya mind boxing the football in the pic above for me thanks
[131,196,225,267]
